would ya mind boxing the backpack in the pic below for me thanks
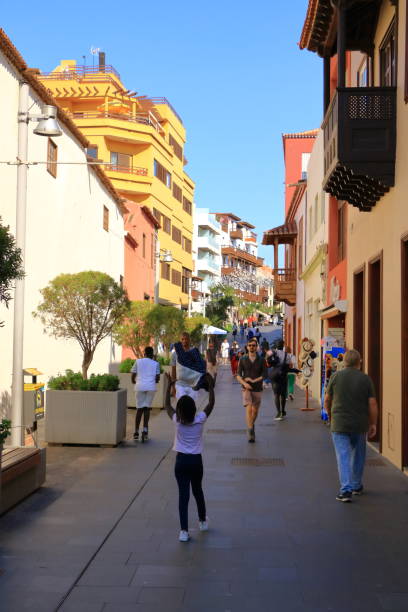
[267,351,288,382]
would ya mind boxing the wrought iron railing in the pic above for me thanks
[71,111,163,133]
[106,164,148,176]
[41,64,121,80]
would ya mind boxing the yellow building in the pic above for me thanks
[39,56,194,308]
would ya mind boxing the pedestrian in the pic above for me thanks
[261,338,269,353]
[285,345,297,401]
[166,373,215,542]
[171,332,207,401]
[221,337,230,365]
[255,327,262,344]
[267,340,293,420]
[232,323,238,341]
[236,338,267,443]
[324,349,378,502]
[229,341,239,377]
[205,339,218,385]
[131,346,161,442]
[240,323,245,339]
[247,327,254,341]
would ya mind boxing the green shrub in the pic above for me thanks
[0,419,11,444]
[119,358,135,373]
[48,370,119,391]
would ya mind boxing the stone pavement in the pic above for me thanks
[1,367,408,611]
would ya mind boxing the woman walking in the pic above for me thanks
[166,373,215,542]
[221,338,230,365]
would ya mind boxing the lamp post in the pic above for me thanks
[11,83,62,446]
[154,242,172,305]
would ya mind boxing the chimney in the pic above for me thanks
[98,51,106,71]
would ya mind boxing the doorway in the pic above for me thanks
[353,267,365,365]
[402,238,408,467]
[368,255,382,450]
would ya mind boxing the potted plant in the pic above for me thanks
[45,371,127,446]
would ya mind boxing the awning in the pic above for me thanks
[262,222,297,245]
[202,325,227,335]
[320,300,348,320]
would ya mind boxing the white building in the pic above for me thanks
[191,208,221,314]
[0,30,125,415]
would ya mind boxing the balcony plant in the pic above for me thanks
[0,218,24,327]
[45,370,127,446]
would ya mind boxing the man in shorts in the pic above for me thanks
[131,346,160,442]
[171,332,206,400]
[236,338,267,443]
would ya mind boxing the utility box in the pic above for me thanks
[23,368,45,428]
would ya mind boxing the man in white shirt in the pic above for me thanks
[131,346,160,442]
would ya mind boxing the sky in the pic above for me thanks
[2,0,322,266]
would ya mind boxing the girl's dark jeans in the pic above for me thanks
[174,452,206,531]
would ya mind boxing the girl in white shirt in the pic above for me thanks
[165,373,215,542]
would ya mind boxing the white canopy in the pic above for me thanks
[202,324,227,335]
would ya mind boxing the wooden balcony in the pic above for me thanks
[230,229,243,240]
[222,246,263,267]
[323,87,396,211]
[274,268,296,306]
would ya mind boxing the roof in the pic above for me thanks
[282,129,318,140]
[262,222,298,246]
[0,28,125,214]
[141,205,161,229]
[240,221,255,230]
[216,212,241,222]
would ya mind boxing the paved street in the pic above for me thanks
[1,359,408,611]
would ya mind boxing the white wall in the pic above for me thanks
[0,52,124,415]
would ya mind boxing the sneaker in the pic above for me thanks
[133,431,139,440]
[289,394,294,400]
[247,428,255,443]
[336,491,352,503]
[199,518,209,531]
[141,429,148,442]
[352,486,364,496]
[274,413,283,421]
[179,530,190,542]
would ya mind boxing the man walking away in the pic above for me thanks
[324,349,378,503]
[131,346,160,442]
[267,340,291,420]
[237,338,267,443]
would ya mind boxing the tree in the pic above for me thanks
[34,271,129,378]
[0,218,24,326]
[113,300,155,358]
[145,305,184,354]
[205,284,236,326]
[184,314,211,346]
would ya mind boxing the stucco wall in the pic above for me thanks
[0,51,124,415]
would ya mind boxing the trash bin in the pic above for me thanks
[23,368,45,429]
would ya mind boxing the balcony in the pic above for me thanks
[230,229,243,240]
[72,111,163,134]
[323,87,396,211]
[197,234,219,253]
[197,257,220,274]
[105,164,148,176]
[222,245,263,267]
[274,268,296,306]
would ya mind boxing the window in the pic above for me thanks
[162,214,171,234]
[182,267,191,293]
[103,206,109,232]
[337,204,346,262]
[298,217,304,276]
[86,145,98,159]
[357,57,368,87]
[161,262,170,280]
[142,233,146,258]
[154,159,171,188]
[172,182,182,202]
[153,208,161,223]
[110,152,132,172]
[380,20,396,86]
[321,190,325,224]
[183,236,192,253]
[172,226,182,244]
[183,196,192,215]
[47,139,57,178]
[172,268,181,286]
[301,153,310,180]
[169,134,183,161]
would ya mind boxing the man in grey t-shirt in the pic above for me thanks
[324,349,378,503]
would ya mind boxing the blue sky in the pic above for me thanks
[2,0,322,265]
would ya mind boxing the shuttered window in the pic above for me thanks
[47,139,58,178]
[172,269,181,286]
[110,152,132,171]
[183,196,192,215]
[161,262,171,280]
[183,236,192,253]
[154,159,171,188]
[172,182,182,202]
[172,226,182,244]
[103,206,109,232]
[162,215,171,234]
[182,267,191,294]
[169,134,183,161]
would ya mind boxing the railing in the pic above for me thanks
[230,229,243,240]
[274,268,296,282]
[197,235,220,250]
[222,245,262,266]
[105,164,148,176]
[71,111,163,133]
[41,64,121,80]
[197,257,219,272]
[150,97,183,124]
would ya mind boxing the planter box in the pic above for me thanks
[45,389,127,446]
[152,365,171,409]
[119,366,171,410]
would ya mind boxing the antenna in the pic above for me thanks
[90,46,100,69]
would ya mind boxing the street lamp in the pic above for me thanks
[11,83,62,446]
[154,245,173,304]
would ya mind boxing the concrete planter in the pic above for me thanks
[45,389,127,446]
[152,365,171,409]
[119,373,136,408]
[119,366,171,410]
